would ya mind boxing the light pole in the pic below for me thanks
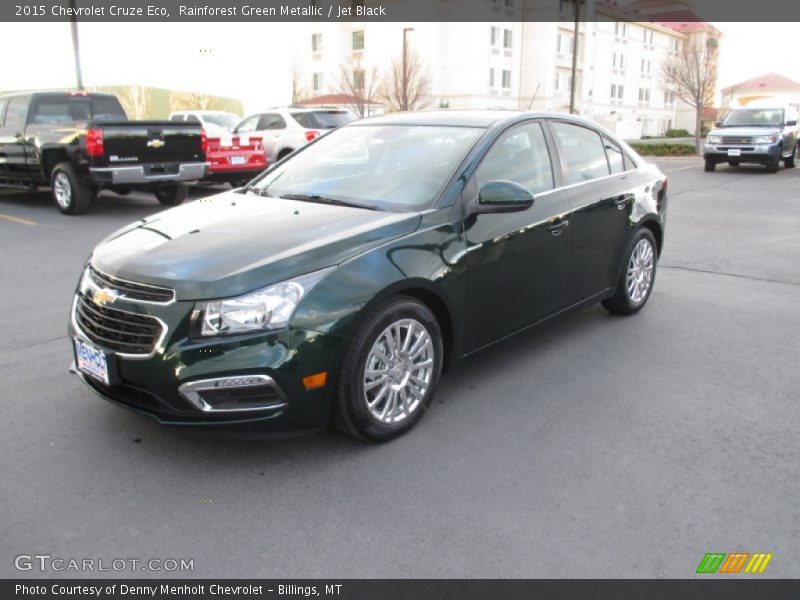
[402,27,414,111]
[68,0,84,90]
[569,0,581,114]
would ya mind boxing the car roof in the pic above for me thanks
[353,109,588,128]
[0,90,117,100]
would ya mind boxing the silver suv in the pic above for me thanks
[232,107,355,163]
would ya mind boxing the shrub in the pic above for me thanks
[629,143,697,157]
[664,128,691,138]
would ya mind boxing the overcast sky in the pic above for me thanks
[0,22,796,113]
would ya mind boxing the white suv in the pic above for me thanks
[168,111,240,137]
[232,107,355,163]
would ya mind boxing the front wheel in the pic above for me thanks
[766,151,781,173]
[153,184,188,206]
[602,228,657,316]
[704,159,716,172]
[335,297,443,442]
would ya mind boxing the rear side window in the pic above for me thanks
[258,113,286,129]
[0,98,8,126]
[551,121,611,184]
[309,110,354,129]
[169,114,184,122]
[603,137,625,174]
[5,96,30,130]
[90,96,127,120]
[31,97,91,124]
[185,114,201,124]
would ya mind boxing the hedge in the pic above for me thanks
[664,128,691,138]
[629,143,697,156]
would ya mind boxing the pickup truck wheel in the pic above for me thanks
[704,159,716,172]
[51,162,91,215]
[784,144,797,168]
[153,184,188,206]
[766,151,780,173]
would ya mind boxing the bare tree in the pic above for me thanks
[290,60,309,105]
[117,85,150,119]
[661,34,719,152]
[380,45,433,112]
[335,55,382,118]
[169,90,222,112]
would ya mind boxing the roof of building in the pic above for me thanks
[721,72,800,94]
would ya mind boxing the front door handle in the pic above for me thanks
[546,219,569,236]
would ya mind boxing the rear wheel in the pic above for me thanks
[704,159,716,172]
[335,296,443,442]
[51,162,91,215]
[602,228,657,316]
[784,144,797,168]
[153,184,188,206]
[277,148,294,161]
[766,151,781,173]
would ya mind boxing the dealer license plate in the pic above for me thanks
[230,156,246,165]
[74,338,109,385]
[727,149,742,157]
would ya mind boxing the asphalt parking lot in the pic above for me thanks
[1,159,799,579]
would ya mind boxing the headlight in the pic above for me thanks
[707,135,722,144]
[753,135,778,144]
[193,268,332,337]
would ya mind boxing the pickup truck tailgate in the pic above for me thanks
[96,120,205,165]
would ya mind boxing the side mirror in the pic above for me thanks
[714,121,722,127]
[476,180,534,214]
[786,120,797,127]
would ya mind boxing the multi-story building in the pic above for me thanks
[289,0,718,138]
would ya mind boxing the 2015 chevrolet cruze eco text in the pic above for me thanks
[69,111,668,441]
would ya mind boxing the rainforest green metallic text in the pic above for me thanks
[68,111,667,440]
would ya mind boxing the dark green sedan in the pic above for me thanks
[69,111,667,441]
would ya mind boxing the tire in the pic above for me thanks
[51,162,91,215]
[229,178,250,188]
[704,159,716,172]
[334,296,444,442]
[277,148,294,161]
[602,228,658,316]
[766,151,780,173]
[153,184,188,206]
[784,144,797,168]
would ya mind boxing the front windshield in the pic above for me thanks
[204,113,239,128]
[722,108,784,127]
[252,124,484,211]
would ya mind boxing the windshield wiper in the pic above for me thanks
[279,193,379,211]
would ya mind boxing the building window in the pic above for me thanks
[489,68,495,87]
[554,72,560,92]
[613,52,625,69]
[615,21,627,38]
[641,58,651,74]
[611,84,624,101]
[557,33,572,55]
[313,72,324,92]
[353,69,365,90]
[638,88,651,104]
[502,70,512,89]
[505,0,514,7]
[311,33,322,53]
[352,30,364,51]
[490,26,497,46]
[503,29,512,49]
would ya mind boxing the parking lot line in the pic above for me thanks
[0,212,37,226]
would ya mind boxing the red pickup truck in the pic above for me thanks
[204,134,268,187]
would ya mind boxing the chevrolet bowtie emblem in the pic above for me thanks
[146,138,165,148]
[93,287,120,305]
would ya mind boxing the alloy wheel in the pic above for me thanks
[53,172,72,209]
[626,238,655,304]
[362,318,435,424]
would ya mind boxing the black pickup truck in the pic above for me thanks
[0,91,208,214]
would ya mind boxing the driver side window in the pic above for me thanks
[476,121,554,194]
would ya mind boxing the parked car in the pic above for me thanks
[204,133,268,187]
[704,104,799,172]
[232,107,354,164]
[169,110,240,137]
[69,111,667,441]
[0,91,208,214]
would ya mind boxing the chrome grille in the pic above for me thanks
[74,292,163,355]
[721,136,754,145]
[88,266,174,304]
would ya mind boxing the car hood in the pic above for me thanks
[91,191,421,300]
[709,126,782,137]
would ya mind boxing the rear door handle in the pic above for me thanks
[546,219,569,236]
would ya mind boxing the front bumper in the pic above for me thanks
[90,162,209,185]
[704,143,780,163]
[68,291,346,432]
